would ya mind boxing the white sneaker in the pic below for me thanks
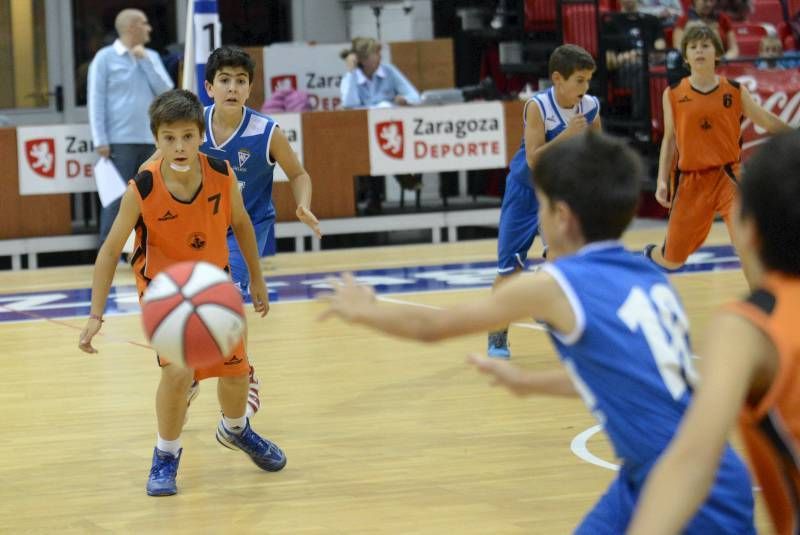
[183,380,199,426]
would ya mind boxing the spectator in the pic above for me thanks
[673,0,740,58]
[716,0,751,22]
[603,0,666,132]
[339,37,420,109]
[339,37,421,214]
[756,35,800,68]
[638,0,684,25]
[88,8,173,244]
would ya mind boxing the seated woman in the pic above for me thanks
[673,0,740,58]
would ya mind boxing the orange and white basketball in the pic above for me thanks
[141,261,245,368]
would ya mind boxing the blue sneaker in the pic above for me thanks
[643,243,657,260]
[146,447,181,496]
[488,330,511,359]
[216,419,286,472]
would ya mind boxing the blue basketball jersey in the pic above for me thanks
[545,243,754,533]
[542,242,705,473]
[508,88,600,189]
[201,105,278,227]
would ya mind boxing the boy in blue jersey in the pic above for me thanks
[488,44,601,359]
[201,46,322,289]
[141,46,322,419]
[319,131,754,534]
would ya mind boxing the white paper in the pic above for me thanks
[122,231,135,254]
[93,157,127,207]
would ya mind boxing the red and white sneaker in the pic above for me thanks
[184,380,200,426]
[183,366,260,424]
[246,365,261,419]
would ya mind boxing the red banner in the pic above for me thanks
[719,65,800,159]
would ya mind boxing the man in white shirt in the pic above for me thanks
[88,8,174,244]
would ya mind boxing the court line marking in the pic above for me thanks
[571,424,619,471]
[0,303,152,349]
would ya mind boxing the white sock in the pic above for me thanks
[222,414,247,434]
[156,434,181,456]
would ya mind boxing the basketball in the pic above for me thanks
[141,261,245,368]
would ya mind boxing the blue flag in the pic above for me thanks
[182,0,221,106]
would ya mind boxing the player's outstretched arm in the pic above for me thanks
[467,354,578,397]
[318,270,575,344]
[269,127,322,238]
[741,85,793,134]
[79,186,141,353]
[627,312,768,534]
[229,175,269,317]
[655,88,676,208]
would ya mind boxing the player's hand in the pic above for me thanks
[296,205,322,238]
[394,95,409,106]
[564,115,588,137]
[250,278,270,317]
[131,45,146,59]
[655,180,671,208]
[467,353,533,396]
[317,272,375,323]
[78,318,103,353]
[96,145,111,158]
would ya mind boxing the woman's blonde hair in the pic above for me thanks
[340,37,381,62]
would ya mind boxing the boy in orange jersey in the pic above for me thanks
[629,131,800,534]
[78,89,286,497]
[644,25,792,286]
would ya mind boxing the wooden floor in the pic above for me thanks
[0,223,772,534]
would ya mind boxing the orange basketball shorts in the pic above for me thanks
[136,274,250,380]
[662,164,738,265]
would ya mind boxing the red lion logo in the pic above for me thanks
[271,75,297,93]
[25,138,56,179]
[375,121,404,159]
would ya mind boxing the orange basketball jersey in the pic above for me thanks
[730,274,800,535]
[130,154,233,294]
[668,77,743,171]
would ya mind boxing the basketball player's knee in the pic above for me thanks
[218,374,248,391]
[160,365,194,390]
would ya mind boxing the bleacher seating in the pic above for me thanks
[561,1,600,57]
[750,0,784,26]
[733,22,773,55]
[525,0,558,32]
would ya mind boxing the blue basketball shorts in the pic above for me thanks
[497,177,540,275]
[575,458,754,535]
[227,217,276,298]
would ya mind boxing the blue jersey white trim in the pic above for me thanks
[201,105,278,226]
[540,262,586,345]
[509,87,600,190]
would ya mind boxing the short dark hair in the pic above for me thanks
[738,132,800,275]
[205,46,255,84]
[534,131,643,242]
[548,44,596,79]
[148,89,205,136]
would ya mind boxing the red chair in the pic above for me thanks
[526,0,558,32]
[750,0,785,27]
[732,22,771,55]
[649,66,670,143]
[778,21,798,50]
[561,2,599,57]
